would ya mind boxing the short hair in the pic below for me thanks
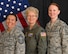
[6,14,17,21]
[48,2,60,10]
[25,6,39,18]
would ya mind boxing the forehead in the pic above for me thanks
[27,11,36,15]
[7,15,16,19]
[49,5,59,9]
[6,15,17,21]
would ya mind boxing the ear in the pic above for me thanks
[15,21,17,25]
[58,10,60,15]
[36,18,38,22]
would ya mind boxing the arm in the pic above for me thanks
[60,24,68,54]
[15,31,25,54]
[37,29,47,54]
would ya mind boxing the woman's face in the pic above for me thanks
[6,15,17,30]
[48,5,60,19]
[27,11,38,26]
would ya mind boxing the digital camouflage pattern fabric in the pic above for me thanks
[46,18,68,54]
[0,26,25,54]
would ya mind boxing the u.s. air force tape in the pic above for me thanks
[18,35,24,44]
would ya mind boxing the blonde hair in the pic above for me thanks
[25,6,39,18]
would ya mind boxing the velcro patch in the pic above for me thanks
[18,35,24,44]
[40,32,46,36]
[28,33,33,37]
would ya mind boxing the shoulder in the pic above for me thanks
[59,19,68,27]
[37,24,45,32]
[46,21,50,27]
[23,27,28,33]
[14,27,25,37]
[35,25,46,37]
[59,19,68,33]
[1,30,6,35]
[36,25,46,38]
[13,27,25,44]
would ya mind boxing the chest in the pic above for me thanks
[46,24,62,41]
[25,29,39,45]
[3,32,16,46]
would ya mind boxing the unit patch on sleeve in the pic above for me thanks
[18,35,24,44]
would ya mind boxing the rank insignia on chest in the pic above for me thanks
[28,33,33,37]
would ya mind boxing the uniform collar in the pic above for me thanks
[28,23,39,30]
[6,26,17,34]
[48,18,60,28]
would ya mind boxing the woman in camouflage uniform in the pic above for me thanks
[46,2,68,54]
[0,14,25,54]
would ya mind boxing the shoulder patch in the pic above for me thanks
[18,35,24,44]
[40,32,46,36]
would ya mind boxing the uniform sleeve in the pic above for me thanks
[37,29,47,54]
[60,24,68,54]
[0,34,3,54]
[15,31,25,54]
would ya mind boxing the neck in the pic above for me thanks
[7,27,14,32]
[29,23,35,30]
[51,17,58,23]
[7,28,12,32]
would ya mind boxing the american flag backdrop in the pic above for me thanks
[0,0,29,32]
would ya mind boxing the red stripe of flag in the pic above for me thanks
[17,12,28,28]
[0,22,5,32]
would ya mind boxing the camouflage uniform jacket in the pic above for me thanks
[46,18,68,54]
[24,23,47,54]
[0,26,25,54]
